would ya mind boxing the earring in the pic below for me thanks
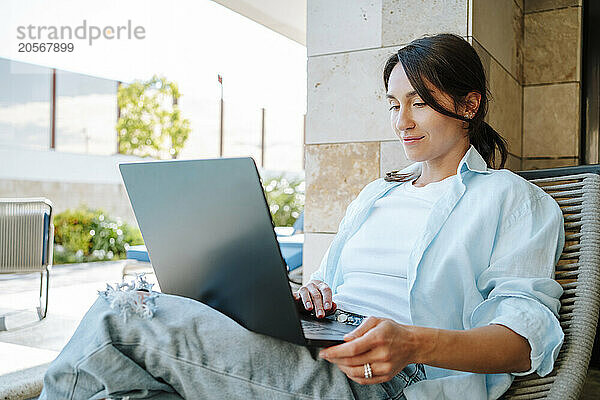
[464,112,474,119]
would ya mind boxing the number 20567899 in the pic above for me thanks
[18,42,74,52]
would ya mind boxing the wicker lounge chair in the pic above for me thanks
[0,198,54,321]
[501,166,600,399]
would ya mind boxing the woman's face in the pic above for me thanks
[386,63,469,166]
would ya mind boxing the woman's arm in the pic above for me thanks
[414,323,531,374]
[319,316,531,385]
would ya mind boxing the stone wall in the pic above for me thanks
[303,0,583,281]
[471,0,524,170]
[522,0,582,168]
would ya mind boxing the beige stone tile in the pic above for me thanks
[523,83,580,157]
[305,143,380,233]
[505,152,523,171]
[382,0,468,47]
[522,157,579,170]
[307,0,383,56]
[302,232,336,284]
[514,0,524,11]
[471,38,491,83]
[486,56,523,157]
[523,7,581,84]
[307,47,398,144]
[380,140,414,177]
[524,0,581,13]
[472,0,523,82]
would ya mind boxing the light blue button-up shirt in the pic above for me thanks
[310,145,565,400]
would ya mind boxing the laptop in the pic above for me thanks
[119,157,356,347]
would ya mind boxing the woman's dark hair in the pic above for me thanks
[383,33,508,182]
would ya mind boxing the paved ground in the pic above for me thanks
[0,261,160,375]
[0,262,598,399]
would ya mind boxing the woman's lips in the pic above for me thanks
[403,136,425,144]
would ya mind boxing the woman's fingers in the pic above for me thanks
[320,331,376,360]
[297,286,313,311]
[323,348,379,367]
[342,362,392,379]
[295,280,334,318]
[306,282,325,317]
[345,316,380,340]
[315,282,333,311]
[336,364,392,385]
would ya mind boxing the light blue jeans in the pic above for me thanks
[40,290,425,399]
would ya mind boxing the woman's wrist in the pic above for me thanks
[408,325,440,365]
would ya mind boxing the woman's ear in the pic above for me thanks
[463,91,482,116]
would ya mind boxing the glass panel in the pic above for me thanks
[176,95,220,159]
[222,101,262,165]
[0,58,51,151]
[55,71,118,155]
[264,108,304,172]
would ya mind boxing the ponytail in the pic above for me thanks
[469,121,508,170]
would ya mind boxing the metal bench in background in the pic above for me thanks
[0,198,54,324]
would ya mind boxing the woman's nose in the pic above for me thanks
[394,108,415,132]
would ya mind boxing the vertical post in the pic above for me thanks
[302,113,306,170]
[261,107,266,168]
[50,69,56,150]
[582,0,600,164]
[220,97,224,157]
[218,74,224,157]
[116,81,121,154]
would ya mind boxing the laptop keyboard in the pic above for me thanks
[301,319,349,335]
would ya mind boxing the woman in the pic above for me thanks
[41,34,564,400]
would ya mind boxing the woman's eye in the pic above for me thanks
[413,102,426,108]
[388,104,400,111]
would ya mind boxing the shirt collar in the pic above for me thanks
[458,144,490,175]
[393,144,490,180]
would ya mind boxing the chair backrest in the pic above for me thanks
[502,167,600,400]
[0,198,54,273]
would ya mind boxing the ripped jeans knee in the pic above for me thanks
[98,273,159,322]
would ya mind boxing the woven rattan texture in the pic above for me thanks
[502,173,600,400]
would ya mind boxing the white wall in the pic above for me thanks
[0,147,142,184]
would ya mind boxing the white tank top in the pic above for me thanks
[333,174,456,324]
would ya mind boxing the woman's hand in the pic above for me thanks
[318,316,419,385]
[293,279,337,318]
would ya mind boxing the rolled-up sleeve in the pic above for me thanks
[470,194,565,377]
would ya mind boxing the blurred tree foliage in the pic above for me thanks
[53,207,143,264]
[262,175,304,227]
[117,75,191,159]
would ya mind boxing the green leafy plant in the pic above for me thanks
[262,176,304,227]
[117,75,191,159]
[53,207,143,264]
